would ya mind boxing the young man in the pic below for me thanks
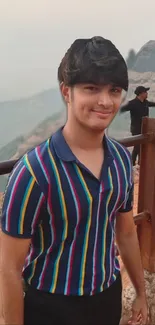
[0,37,148,325]
[120,85,155,166]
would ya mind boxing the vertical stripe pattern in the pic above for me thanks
[48,143,68,293]
[5,165,26,232]
[74,165,93,295]
[91,181,104,294]
[60,161,81,295]
[1,130,134,296]
[19,177,35,234]
[100,167,114,290]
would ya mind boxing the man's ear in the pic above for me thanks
[60,82,70,103]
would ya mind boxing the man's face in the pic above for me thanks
[140,91,148,100]
[61,83,123,132]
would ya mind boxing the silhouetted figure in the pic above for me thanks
[120,86,155,165]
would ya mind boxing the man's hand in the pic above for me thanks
[116,211,148,324]
[128,295,149,325]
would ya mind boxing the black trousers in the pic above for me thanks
[131,131,140,166]
[24,274,122,325]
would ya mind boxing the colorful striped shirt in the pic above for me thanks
[1,128,133,296]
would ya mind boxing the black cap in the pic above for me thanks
[134,86,150,96]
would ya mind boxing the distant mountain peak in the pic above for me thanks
[133,40,155,72]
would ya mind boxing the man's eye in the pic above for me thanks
[111,88,122,93]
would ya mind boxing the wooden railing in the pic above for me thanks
[0,117,155,271]
[0,159,18,176]
[0,134,152,175]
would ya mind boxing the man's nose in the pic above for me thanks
[97,92,113,108]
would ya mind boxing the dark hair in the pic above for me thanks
[58,36,128,91]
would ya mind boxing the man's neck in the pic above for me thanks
[63,122,104,151]
[137,96,144,102]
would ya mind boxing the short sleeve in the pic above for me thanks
[1,160,45,238]
[118,182,134,213]
[118,147,134,213]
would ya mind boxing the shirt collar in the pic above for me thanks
[52,127,114,163]
[52,127,76,162]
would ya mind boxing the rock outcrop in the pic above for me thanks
[133,41,155,73]
[128,70,155,100]
[127,40,155,100]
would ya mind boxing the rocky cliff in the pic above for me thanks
[128,40,155,99]
[128,70,155,100]
[133,41,155,73]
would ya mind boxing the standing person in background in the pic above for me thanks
[0,36,148,325]
[120,86,155,166]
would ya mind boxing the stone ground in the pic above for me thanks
[120,167,154,325]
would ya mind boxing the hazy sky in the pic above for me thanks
[1,0,155,101]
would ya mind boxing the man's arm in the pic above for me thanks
[116,210,145,296]
[119,101,131,114]
[0,159,45,324]
[147,100,155,107]
[0,232,30,325]
[116,210,148,324]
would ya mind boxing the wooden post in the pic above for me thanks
[138,117,155,272]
